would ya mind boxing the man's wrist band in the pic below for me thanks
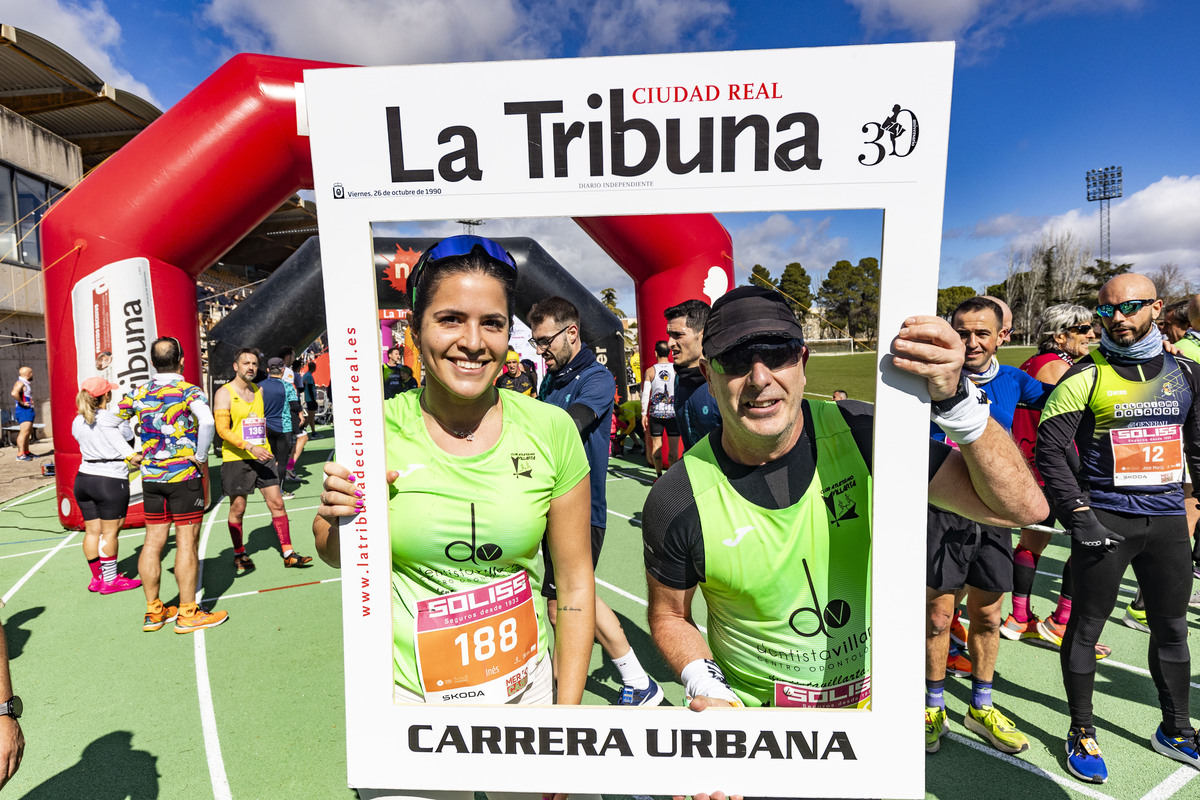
[681,658,743,706]
[931,378,989,445]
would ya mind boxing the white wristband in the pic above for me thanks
[681,658,743,706]
[931,379,990,445]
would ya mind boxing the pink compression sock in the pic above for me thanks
[272,515,292,550]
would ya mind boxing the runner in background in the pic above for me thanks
[72,377,142,594]
[640,340,678,479]
[258,357,301,500]
[9,366,35,462]
[382,345,406,400]
[313,235,599,800]
[666,299,721,451]
[214,349,310,572]
[1007,305,1110,657]
[494,350,534,396]
[1037,274,1200,781]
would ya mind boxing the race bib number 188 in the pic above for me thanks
[1110,425,1183,486]
[414,571,539,704]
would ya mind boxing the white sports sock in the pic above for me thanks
[611,648,650,689]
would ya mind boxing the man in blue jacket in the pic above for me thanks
[665,299,722,450]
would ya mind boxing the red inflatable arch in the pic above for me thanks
[41,54,733,529]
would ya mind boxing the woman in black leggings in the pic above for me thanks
[71,377,142,594]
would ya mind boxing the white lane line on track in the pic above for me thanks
[1100,658,1200,691]
[194,500,233,800]
[210,577,341,604]
[1139,765,1198,800]
[0,484,54,511]
[1,529,77,604]
[945,731,1117,800]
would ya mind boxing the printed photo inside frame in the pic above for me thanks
[304,42,953,798]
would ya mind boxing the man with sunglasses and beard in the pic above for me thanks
[642,287,1046,760]
[1037,273,1200,782]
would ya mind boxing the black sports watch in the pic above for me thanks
[930,377,971,415]
[0,695,20,720]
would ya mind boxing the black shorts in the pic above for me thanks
[74,473,130,520]
[305,401,318,415]
[221,458,280,496]
[266,429,293,481]
[648,416,679,437]
[926,506,1014,594]
[143,478,205,526]
[541,525,606,600]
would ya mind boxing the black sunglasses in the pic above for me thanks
[1064,324,1094,335]
[710,339,804,375]
[1097,299,1156,318]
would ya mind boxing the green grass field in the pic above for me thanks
[804,347,1039,402]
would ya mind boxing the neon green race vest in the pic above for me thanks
[686,400,873,708]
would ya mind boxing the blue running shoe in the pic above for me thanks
[1066,727,1108,784]
[1151,725,1200,770]
[618,677,664,707]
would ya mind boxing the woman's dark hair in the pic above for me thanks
[411,246,517,329]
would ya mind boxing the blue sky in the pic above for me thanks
[3,0,1197,300]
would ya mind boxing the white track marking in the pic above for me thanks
[1099,658,1200,691]
[1139,765,1199,800]
[945,732,1118,800]
[209,577,341,603]
[193,500,232,800]
[0,484,54,511]
[1,530,77,604]
[607,509,641,526]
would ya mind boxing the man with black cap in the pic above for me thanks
[642,286,1046,727]
[258,356,302,499]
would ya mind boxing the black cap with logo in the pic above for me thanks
[701,285,805,359]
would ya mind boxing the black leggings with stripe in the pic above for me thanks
[1061,508,1193,733]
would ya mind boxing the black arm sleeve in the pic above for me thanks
[566,403,599,439]
[642,462,703,589]
[1035,363,1096,516]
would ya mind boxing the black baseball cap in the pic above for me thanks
[701,286,805,359]
[267,357,285,371]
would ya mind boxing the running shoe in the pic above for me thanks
[283,551,313,568]
[617,678,664,707]
[964,705,1029,754]
[174,606,229,633]
[950,611,968,648]
[286,468,299,481]
[1151,725,1200,770]
[999,613,1042,641]
[15,453,32,462]
[99,575,142,594]
[143,603,179,632]
[1065,727,1108,784]
[1123,605,1150,633]
[1189,587,1200,608]
[281,490,296,500]
[234,553,255,573]
[88,576,103,593]
[946,642,973,678]
[926,706,949,753]
[1035,616,1112,659]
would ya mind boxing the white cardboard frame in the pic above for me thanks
[304,42,953,798]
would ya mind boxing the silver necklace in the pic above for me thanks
[422,395,494,441]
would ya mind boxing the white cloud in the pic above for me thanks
[846,0,1143,58]
[945,175,1200,285]
[200,0,730,66]
[0,0,159,104]
[722,213,856,286]
[578,0,732,56]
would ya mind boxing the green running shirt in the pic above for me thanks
[384,390,589,701]
[684,399,873,707]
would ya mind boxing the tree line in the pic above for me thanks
[748,257,881,342]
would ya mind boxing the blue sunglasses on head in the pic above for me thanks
[409,235,517,305]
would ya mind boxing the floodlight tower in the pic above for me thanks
[1086,166,1122,264]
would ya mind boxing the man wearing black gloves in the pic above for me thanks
[1037,273,1200,783]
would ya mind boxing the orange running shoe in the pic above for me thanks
[947,642,973,677]
[1037,616,1111,659]
[950,611,968,648]
[283,551,313,568]
[143,603,179,632]
[999,612,1042,641]
[174,605,229,633]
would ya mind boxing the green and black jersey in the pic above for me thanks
[1036,349,1200,517]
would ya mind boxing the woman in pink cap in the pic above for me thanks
[72,376,143,594]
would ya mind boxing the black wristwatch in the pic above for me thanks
[0,695,21,720]
[930,377,971,415]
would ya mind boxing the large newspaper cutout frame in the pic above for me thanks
[304,43,953,797]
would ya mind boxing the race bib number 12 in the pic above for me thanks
[1110,425,1183,486]
[414,571,539,704]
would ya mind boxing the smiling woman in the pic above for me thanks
[312,235,600,799]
